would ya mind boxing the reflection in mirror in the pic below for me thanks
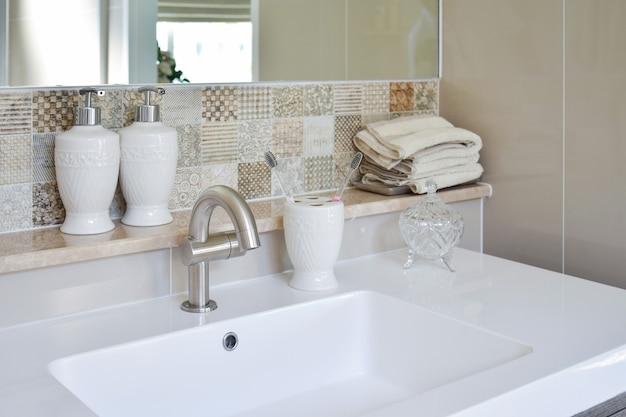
[157,0,252,83]
[4,0,110,86]
[157,22,252,83]
[1,0,439,87]
[256,0,438,82]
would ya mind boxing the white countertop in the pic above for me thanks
[2,247,626,416]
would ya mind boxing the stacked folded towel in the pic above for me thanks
[353,115,484,194]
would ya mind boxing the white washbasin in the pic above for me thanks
[49,290,531,417]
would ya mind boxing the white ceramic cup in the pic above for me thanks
[283,196,344,291]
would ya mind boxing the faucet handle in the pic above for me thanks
[180,231,242,266]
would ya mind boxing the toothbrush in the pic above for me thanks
[264,151,294,203]
[332,152,363,202]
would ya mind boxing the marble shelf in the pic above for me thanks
[0,184,491,274]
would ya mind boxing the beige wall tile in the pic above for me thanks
[443,0,626,288]
[440,0,564,271]
[564,0,626,286]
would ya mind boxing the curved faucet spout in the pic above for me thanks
[180,185,260,313]
[188,185,261,251]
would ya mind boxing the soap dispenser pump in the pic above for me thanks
[54,88,120,235]
[119,86,178,226]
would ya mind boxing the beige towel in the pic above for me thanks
[354,126,482,170]
[361,154,480,179]
[361,163,484,194]
[353,130,398,168]
[399,154,480,178]
[404,142,481,164]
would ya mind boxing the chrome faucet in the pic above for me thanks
[179,185,261,313]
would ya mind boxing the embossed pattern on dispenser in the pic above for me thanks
[119,87,178,226]
[54,89,120,235]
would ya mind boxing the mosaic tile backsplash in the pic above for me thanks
[0,80,438,234]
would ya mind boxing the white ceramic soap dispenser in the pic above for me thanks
[119,86,178,226]
[55,88,120,235]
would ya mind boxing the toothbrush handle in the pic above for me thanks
[274,170,294,203]
[333,168,355,201]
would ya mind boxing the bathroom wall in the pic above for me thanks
[0,80,438,234]
[440,0,626,288]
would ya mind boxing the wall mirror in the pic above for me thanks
[0,0,439,88]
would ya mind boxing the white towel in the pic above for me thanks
[354,126,482,170]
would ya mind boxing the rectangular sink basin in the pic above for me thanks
[49,290,531,417]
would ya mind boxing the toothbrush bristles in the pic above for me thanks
[264,151,278,169]
[351,152,363,170]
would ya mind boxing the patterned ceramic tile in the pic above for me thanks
[32,90,79,133]
[390,82,415,112]
[272,118,303,158]
[176,124,201,167]
[110,185,126,220]
[121,90,140,127]
[99,89,124,129]
[304,84,333,117]
[238,85,272,120]
[273,86,304,118]
[238,161,270,200]
[169,167,202,210]
[0,135,30,185]
[390,111,419,120]
[333,83,363,115]
[201,163,238,191]
[304,155,334,193]
[162,86,203,126]
[0,183,31,232]
[203,86,237,122]
[333,152,362,189]
[0,92,32,135]
[201,122,238,164]
[238,119,272,163]
[272,156,304,198]
[363,82,390,114]
[362,113,390,128]
[415,80,439,114]
[32,133,56,183]
[0,80,441,234]
[32,181,64,227]
[303,116,334,156]
[334,114,361,153]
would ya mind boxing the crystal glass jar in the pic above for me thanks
[398,180,464,271]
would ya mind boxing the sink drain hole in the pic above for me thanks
[223,332,238,351]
